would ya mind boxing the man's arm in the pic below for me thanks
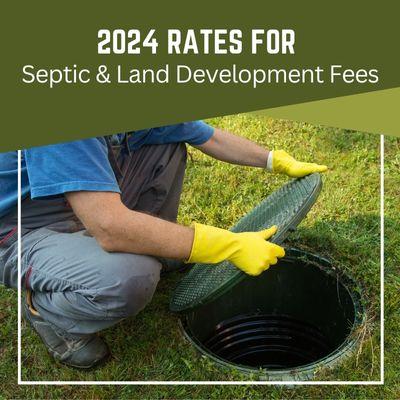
[66,191,194,259]
[195,127,328,177]
[195,128,270,168]
[65,190,285,276]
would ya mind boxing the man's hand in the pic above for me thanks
[187,223,285,276]
[271,150,328,178]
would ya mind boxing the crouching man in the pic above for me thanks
[0,121,327,368]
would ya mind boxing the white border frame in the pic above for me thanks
[17,135,385,386]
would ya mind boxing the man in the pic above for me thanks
[0,121,327,368]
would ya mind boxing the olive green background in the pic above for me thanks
[2,1,399,151]
[256,87,400,136]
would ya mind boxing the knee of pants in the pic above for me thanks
[97,253,161,319]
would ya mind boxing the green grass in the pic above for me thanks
[0,115,399,399]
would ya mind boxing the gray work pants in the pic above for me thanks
[0,143,187,335]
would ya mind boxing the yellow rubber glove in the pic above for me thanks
[187,223,285,276]
[271,150,328,178]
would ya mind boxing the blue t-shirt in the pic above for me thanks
[0,121,214,218]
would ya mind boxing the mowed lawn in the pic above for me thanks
[0,115,399,399]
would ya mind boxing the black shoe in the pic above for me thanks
[23,293,110,369]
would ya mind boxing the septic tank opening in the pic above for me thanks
[202,313,333,369]
[181,249,363,374]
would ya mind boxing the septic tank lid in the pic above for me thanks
[170,173,323,313]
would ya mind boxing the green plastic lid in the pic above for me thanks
[170,173,323,313]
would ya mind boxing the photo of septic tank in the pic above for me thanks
[0,114,393,389]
